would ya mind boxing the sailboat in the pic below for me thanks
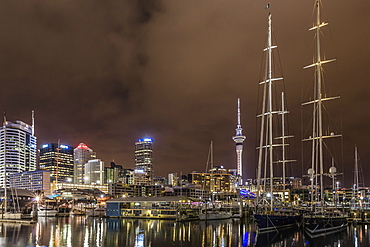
[199,141,232,221]
[302,0,347,238]
[350,146,369,224]
[253,7,302,233]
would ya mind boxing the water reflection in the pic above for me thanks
[0,217,369,246]
[105,218,242,246]
[254,229,298,247]
[350,224,370,247]
[34,216,106,247]
[0,222,31,247]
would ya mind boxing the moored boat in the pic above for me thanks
[349,210,370,225]
[199,208,232,220]
[57,205,71,217]
[253,5,301,233]
[71,207,86,216]
[302,0,347,237]
[304,209,347,238]
[32,205,58,217]
[86,205,106,217]
[254,209,302,233]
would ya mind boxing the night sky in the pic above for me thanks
[0,0,369,187]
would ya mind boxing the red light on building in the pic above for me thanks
[76,143,90,150]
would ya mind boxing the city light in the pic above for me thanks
[138,137,153,142]
[76,143,90,150]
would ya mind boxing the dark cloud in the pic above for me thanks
[0,0,369,187]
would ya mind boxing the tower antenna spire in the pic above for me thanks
[232,98,246,185]
[237,98,241,130]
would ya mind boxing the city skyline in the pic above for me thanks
[0,1,369,187]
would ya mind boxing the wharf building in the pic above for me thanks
[74,143,96,184]
[9,169,51,194]
[0,118,37,188]
[134,137,154,185]
[39,143,74,183]
[54,183,108,194]
[0,188,37,210]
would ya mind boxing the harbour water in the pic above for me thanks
[0,217,369,247]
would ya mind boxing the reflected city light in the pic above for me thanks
[0,217,368,246]
[83,225,89,247]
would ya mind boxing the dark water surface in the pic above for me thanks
[0,217,369,247]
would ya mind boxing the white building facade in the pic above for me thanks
[0,120,37,188]
[74,143,96,184]
[84,159,104,185]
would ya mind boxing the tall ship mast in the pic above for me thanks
[302,0,347,237]
[255,11,280,210]
[232,98,246,185]
[253,5,301,233]
[255,9,294,209]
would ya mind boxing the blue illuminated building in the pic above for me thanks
[39,143,74,183]
[134,137,154,185]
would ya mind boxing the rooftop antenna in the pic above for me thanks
[31,110,35,135]
[55,139,61,188]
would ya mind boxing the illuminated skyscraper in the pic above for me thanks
[232,98,246,185]
[104,161,123,184]
[134,137,154,185]
[39,143,74,183]
[74,143,96,184]
[0,115,37,188]
[84,159,104,185]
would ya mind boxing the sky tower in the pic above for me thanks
[232,98,246,185]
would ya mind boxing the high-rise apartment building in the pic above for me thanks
[104,161,122,184]
[134,137,154,185]
[39,143,74,183]
[84,159,104,185]
[120,168,135,185]
[0,118,37,188]
[74,143,96,184]
[168,173,178,187]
